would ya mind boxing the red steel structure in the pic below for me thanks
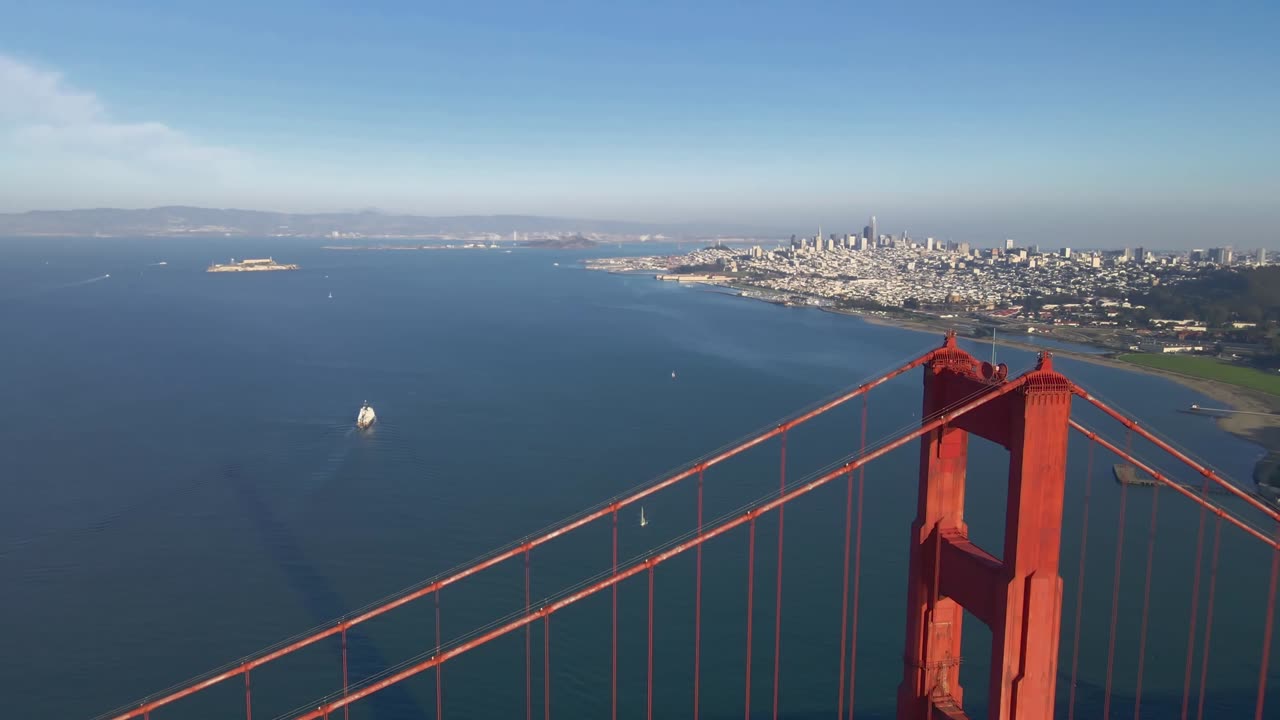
[897,333,1075,719]
[96,332,1280,720]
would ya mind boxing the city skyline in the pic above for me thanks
[1,2,1277,248]
[1,203,1277,255]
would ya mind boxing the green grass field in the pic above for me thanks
[1117,353,1280,395]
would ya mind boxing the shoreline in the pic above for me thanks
[591,266,1280,493]
[853,309,1280,414]
[716,278,1280,490]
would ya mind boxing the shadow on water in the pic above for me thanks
[223,463,426,719]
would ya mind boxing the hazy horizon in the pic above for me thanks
[2,2,1277,249]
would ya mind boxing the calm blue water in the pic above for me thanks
[1,238,1275,719]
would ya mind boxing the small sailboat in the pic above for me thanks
[640,506,648,527]
[328,291,333,299]
[356,402,377,429]
[671,371,677,380]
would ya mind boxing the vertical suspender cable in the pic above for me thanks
[1181,473,1213,720]
[435,589,442,720]
[1067,440,1096,720]
[526,549,532,720]
[1255,523,1280,720]
[340,625,349,720]
[694,469,704,720]
[847,394,867,720]
[1103,432,1134,720]
[648,565,656,720]
[1196,516,1223,720]
[772,432,787,720]
[836,467,855,720]
[745,517,757,720]
[1133,483,1161,719]
[544,614,551,720]
[611,509,618,720]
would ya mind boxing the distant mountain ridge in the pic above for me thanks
[0,206,767,239]
[521,234,599,249]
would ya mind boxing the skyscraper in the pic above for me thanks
[869,215,878,243]
[1004,238,1015,251]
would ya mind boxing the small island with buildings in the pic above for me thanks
[206,257,299,273]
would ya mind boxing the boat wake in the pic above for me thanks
[51,274,111,291]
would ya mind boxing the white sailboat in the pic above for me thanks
[640,506,648,527]
[356,402,377,429]
[671,371,676,380]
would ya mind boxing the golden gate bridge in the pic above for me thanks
[96,332,1279,720]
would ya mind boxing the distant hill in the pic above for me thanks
[0,206,772,239]
[521,235,599,249]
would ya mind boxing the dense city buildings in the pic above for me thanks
[587,221,1276,353]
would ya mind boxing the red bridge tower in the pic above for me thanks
[898,332,1074,720]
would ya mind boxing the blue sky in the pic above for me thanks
[0,0,1276,246]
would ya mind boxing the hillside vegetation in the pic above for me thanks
[1117,353,1280,395]
[1137,267,1280,326]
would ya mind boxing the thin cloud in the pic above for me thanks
[0,55,103,124]
[0,54,248,183]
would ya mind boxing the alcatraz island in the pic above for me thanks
[206,257,299,273]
